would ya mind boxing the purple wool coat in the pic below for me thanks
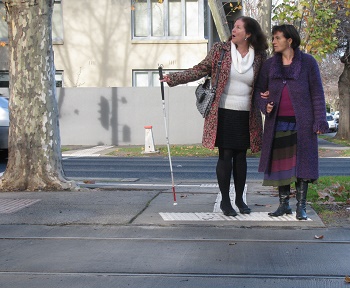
[167,41,266,153]
[255,48,329,180]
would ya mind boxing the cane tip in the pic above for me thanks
[173,202,178,206]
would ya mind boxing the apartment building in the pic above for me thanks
[0,0,241,88]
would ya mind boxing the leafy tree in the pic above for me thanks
[272,0,340,61]
[1,0,75,191]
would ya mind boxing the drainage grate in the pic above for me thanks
[159,212,312,222]
[0,199,41,214]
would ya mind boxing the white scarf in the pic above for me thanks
[231,42,254,74]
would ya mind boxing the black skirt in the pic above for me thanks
[215,108,250,150]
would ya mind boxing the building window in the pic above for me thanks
[52,0,64,43]
[133,70,199,87]
[55,70,63,87]
[0,0,63,44]
[0,71,8,87]
[0,71,63,88]
[0,1,6,42]
[132,0,205,40]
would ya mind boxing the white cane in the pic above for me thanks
[158,65,177,205]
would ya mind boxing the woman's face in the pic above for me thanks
[272,31,291,53]
[231,19,250,45]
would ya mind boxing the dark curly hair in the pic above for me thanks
[231,16,268,52]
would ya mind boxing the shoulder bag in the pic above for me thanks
[195,49,225,118]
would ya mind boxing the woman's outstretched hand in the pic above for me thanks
[160,74,170,82]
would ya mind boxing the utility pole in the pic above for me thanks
[208,0,231,41]
[259,0,272,39]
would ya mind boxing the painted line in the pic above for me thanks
[62,145,113,157]
[77,182,219,188]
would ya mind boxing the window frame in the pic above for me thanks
[132,69,200,87]
[0,70,64,88]
[131,0,205,41]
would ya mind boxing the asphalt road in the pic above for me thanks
[61,156,350,183]
[0,156,349,183]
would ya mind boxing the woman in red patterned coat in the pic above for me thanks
[161,16,268,216]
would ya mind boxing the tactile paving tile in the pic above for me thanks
[159,212,312,222]
[0,199,41,214]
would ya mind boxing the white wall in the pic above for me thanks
[57,87,204,146]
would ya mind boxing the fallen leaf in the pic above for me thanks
[180,195,187,198]
[254,204,272,207]
[314,235,324,239]
[345,275,350,283]
[83,180,95,184]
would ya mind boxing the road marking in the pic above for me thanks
[62,145,113,157]
[0,199,41,214]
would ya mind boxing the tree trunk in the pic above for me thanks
[258,0,272,40]
[0,0,75,191]
[335,40,350,140]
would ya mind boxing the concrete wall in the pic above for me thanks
[57,87,204,146]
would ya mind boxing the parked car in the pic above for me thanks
[326,114,337,132]
[0,97,9,155]
[333,111,339,123]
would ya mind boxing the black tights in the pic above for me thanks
[216,148,247,206]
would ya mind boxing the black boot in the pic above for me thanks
[296,179,308,220]
[268,185,293,217]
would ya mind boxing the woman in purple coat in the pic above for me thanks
[255,24,328,220]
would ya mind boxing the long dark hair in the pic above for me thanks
[233,16,268,52]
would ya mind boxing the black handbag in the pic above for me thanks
[195,49,225,118]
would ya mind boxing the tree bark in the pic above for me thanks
[0,0,75,191]
[335,40,350,140]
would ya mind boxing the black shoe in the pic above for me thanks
[236,202,251,214]
[220,201,238,217]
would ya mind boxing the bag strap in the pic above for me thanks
[213,49,225,89]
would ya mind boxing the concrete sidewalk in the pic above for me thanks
[0,180,324,228]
